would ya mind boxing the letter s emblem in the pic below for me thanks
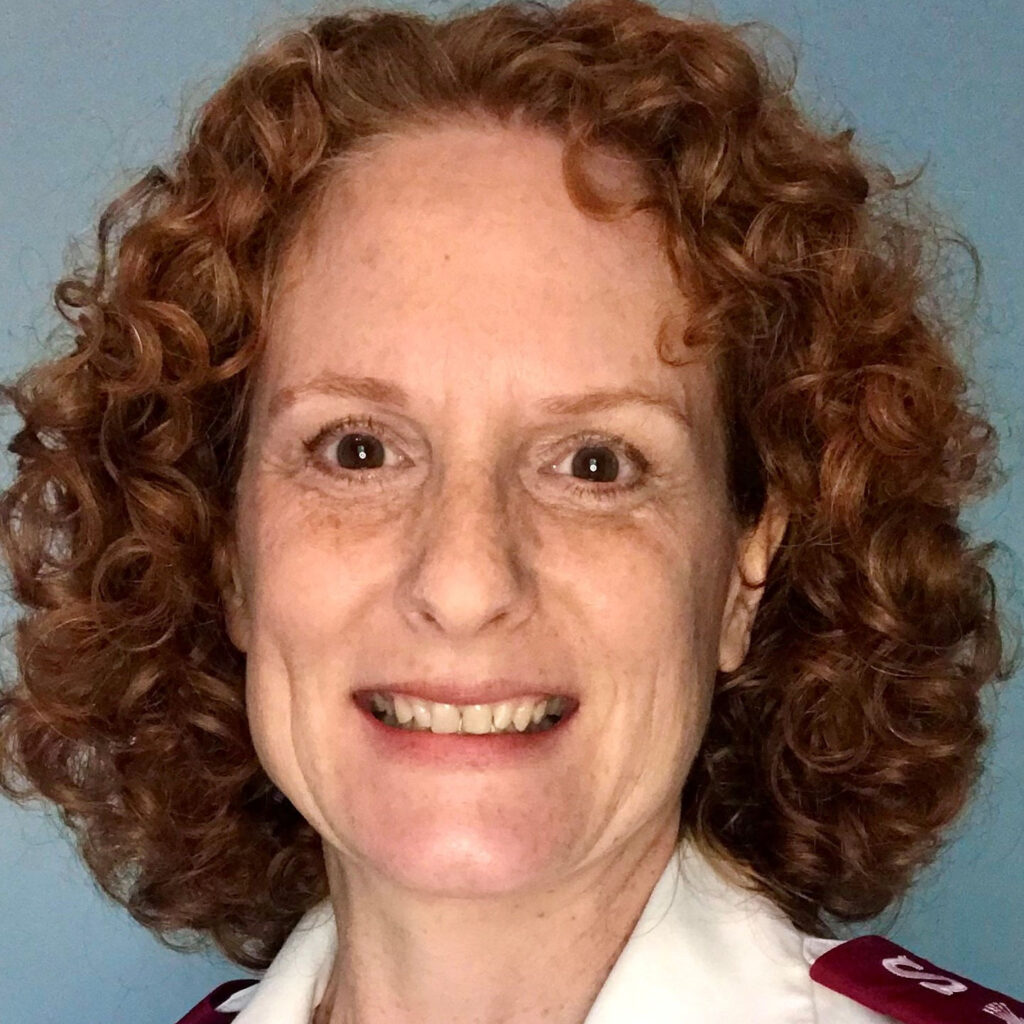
[882,955,969,995]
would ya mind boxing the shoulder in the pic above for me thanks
[805,934,1024,1024]
[674,843,1022,1024]
[172,979,258,1024]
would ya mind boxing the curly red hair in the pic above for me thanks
[0,0,1018,968]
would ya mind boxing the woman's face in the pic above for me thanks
[226,122,784,896]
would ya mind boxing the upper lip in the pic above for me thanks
[354,681,575,706]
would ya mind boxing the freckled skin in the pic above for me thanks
[223,120,787,1024]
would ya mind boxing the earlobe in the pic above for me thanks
[215,536,251,653]
[717,494,789,675]
[227,564,252,654]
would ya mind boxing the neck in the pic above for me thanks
[315,815,680,1024]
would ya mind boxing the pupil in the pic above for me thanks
[335,433,384,470]
[572,445,618,483]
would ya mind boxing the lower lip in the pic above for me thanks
[353,698,576,768]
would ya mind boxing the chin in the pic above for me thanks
[329,810,576,897]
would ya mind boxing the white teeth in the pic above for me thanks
[460,705,493,735]
[368,693,566,735]
[512,702,534,732]
[430,702,460,734]
[492,701,514,731]
[393,694,414,725]
[410,698,432,729]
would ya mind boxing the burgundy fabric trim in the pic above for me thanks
[172,979,258,1024]
[810,935,1024,1024]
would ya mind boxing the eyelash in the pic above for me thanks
[301,414,652,504]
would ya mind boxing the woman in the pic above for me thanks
[0,1,1019,1021]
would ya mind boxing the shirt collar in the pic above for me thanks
[220,840,833,1024]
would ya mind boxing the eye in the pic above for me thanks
[544,433,651,504]
[303,415,406,484]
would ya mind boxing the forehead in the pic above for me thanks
[257,121,715,428]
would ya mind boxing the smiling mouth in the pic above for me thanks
[355,691,577,735]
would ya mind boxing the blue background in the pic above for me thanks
[1,1,1021,1020]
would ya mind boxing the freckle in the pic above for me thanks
[302,504,348,535]
[295,489,405,538]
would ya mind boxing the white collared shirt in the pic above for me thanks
[216,841,893,1023]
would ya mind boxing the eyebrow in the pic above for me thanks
[267,372,692,429]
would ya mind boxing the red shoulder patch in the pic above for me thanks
[810,935,1023,1024]
[172,980,257,1024]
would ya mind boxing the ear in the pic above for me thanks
[214,532,252,654]
[717,492,789,674]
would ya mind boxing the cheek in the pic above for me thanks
[235,497,370,790]
[241,471,397,622]
[571,509,733,659]
[556,514,729,749]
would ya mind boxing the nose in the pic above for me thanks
[398,460,534,637]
